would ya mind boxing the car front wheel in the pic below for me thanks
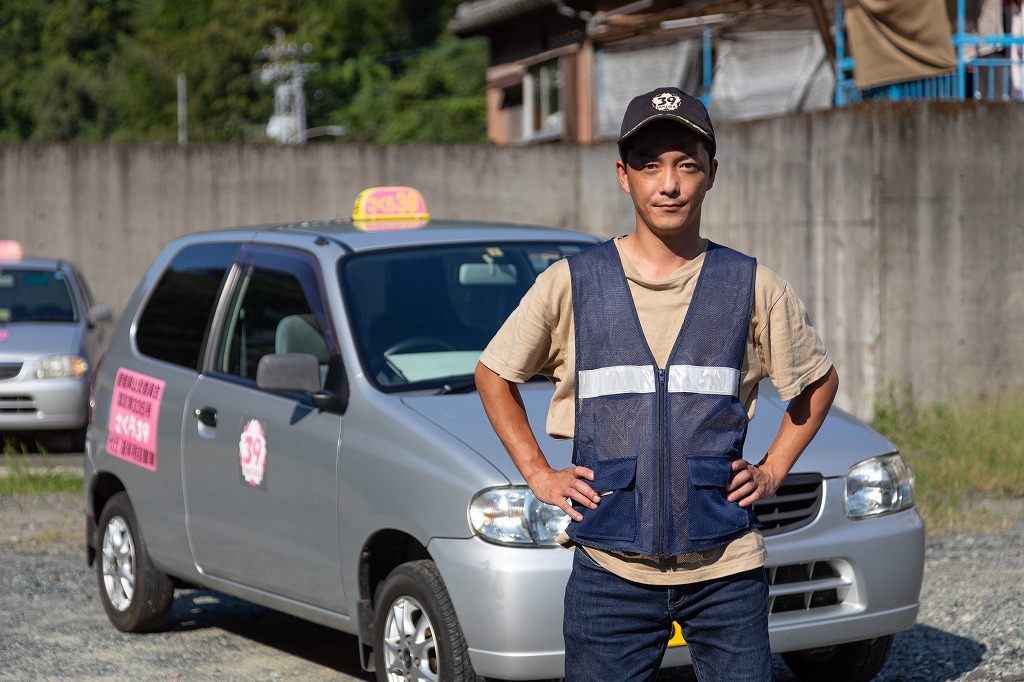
[373,560,478,682]
[781,635,894,682]
[95,491,174,632]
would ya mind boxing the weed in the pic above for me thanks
[0,437,82,497]
[873,385,1024,533]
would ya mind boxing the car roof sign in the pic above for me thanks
[351,186,429,232]
[0,241,24,261]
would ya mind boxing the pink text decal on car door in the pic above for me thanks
[106,368,165,471]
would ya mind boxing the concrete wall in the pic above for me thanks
[2,101,1021,418]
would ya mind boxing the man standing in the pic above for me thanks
[475,87,839,681]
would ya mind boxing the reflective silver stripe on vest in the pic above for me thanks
[578,364,739,399]
[577,365,656,399]
[668,365,740,396]
[581,366,741,399]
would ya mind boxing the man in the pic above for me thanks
[475,87,839,681]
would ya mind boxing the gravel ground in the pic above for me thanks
[1,492,1022,682]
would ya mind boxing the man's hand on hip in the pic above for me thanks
[529,465,599,522]
[726,459,779,508]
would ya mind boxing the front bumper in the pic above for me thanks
[429,537,573,680]
[430,478,924,680]
[0,375,89,430]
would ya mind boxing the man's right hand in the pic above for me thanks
[476,362,600,522]
[528,465,599,522]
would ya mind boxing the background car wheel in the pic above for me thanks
[373,560,478,682]
[95,492,174,632]
[781,635,894,682]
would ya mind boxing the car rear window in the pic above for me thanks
[136,243,239,370]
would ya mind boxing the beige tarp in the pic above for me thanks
[845,0,957,90]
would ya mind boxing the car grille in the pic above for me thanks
[767,560,851,614]
[0,363,23,380]
[0,395,36,413]
[753,473,823,536]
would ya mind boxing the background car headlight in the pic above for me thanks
[845,454,915,519]
[34,354,89,379]
[470,487,570,546]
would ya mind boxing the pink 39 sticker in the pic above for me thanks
[106,368,164,471]
[238,419,268,487]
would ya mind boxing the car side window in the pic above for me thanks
[136,243,238,370]
[214,251,331,389]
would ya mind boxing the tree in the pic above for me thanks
[0,0,486,143]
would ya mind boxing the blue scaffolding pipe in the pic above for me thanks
[702,23,713,106]
[835,0,1024,105]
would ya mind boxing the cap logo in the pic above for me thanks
[651,92,682,111]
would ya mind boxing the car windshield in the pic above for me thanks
[0,268,78,323]
[341,241,587,392]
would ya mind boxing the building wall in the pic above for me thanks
[2,101,1021,418]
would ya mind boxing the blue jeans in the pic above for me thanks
[563,547,773,682]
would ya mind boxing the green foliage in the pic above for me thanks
[0,0,484,143]
[333,35,487,144]
[1,438,83,497]
[872,384,1024,533]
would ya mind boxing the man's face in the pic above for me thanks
[616,121,718,238]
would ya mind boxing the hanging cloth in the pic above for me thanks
[845,0,957,90]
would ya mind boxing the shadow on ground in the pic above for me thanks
[1,430,81,455]
[170,589,373,680]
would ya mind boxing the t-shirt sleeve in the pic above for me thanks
[478,260,571,384]
[756,269,834,401]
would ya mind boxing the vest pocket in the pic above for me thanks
[572,455,638,542]
[687,455,753,541]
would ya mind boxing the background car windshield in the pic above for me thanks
[342,242,585,390]
[0,268,78,323]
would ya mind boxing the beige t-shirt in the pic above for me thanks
[479,237,833,585]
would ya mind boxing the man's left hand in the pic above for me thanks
[726,459,780,508]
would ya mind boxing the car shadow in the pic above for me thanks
[0,429,81,455]
[166,590,989,682]
[767,624,986,682]
[881,624,986,681]
[169,589,373,680]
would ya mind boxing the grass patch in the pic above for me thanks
[873,385,1024,533]
[0,438,83,497]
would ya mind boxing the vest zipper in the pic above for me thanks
[657,367,668,561]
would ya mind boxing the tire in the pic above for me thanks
[373,560,479,682]
[95,492,174,632]
[781,635,894,682]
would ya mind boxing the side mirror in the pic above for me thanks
[257,352,322,394]
[256,352,349,414]
[87,304,113,326]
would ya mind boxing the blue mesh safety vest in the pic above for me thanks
[565,239,759,558]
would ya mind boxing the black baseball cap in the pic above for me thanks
[617,87,716,161]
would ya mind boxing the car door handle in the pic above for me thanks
[194,407,218,428]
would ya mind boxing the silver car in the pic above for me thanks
[84,188,924,682]
[0,245,112,449]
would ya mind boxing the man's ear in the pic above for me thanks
[616,159,631,194]
[705,158,718,191]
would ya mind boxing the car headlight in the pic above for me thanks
[845,454,915,519]
[470,487,570,546]
[34,354,89,379]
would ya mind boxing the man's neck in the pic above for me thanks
[620,229,706,281]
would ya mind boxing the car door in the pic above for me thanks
[181,244,346,612]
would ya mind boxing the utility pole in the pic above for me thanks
[177,73,187,145]
[256,28,319,145]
